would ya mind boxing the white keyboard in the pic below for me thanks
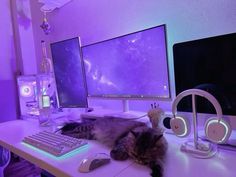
[22,131,87,157]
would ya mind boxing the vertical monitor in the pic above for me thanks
[81,24,170,99]
[50,37,88,108]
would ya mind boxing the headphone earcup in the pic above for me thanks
[170,116,190,137]
[205,117,231,144]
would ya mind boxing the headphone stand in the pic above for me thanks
[180,94,217,158]
[180,139,217,158]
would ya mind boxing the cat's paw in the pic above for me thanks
[149,160,163,177]
[110,149,129,161]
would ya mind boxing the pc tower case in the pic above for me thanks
[17,75,38,116]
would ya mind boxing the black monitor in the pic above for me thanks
[173,32,236,116]
[50,37,88,108]
[81,24,170,103]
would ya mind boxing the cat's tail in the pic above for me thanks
[149,159,164,177]
[60,122,95,140]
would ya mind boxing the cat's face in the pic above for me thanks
[126,129,164,165]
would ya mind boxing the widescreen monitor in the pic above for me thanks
[50,37,88,108]
[81,24,170,100]
[173,32,236,116]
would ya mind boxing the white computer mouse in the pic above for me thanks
[78,153,111,173]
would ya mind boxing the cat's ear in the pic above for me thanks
[130,130,139,138]
[154,134,163,142]
[150,134,163,147]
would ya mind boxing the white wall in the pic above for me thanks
[28,0,236,113]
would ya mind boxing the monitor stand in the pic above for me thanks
[104,100,147,120]
[80,100,148,122]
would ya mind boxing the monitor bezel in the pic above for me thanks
[173,32,236,116]
[81,24,171,100]
[50,37,89,108]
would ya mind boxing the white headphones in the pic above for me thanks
[171,89,232,144]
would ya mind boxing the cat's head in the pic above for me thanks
[126,128,167,165]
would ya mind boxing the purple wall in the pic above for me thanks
[25,0,236,113]
[11,0,37,75]
[0,81,19,122]
[0,0,19,122]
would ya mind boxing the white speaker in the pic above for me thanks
[159,112,173,133]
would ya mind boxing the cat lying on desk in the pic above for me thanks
[61,118,168,177]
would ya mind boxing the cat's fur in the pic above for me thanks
[61,118,168,177]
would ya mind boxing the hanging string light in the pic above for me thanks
[39,0,73,35]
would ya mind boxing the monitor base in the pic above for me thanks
[80,109,149,124]
[104,110,147,120]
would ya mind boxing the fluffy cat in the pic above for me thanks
[61,118,168,177]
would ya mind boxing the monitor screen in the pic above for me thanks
[173,32,236,116]
[81,24,170,99]
[50,37,88,108]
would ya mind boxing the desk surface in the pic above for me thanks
[0,119,235,177]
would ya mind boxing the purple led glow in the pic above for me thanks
[20,85,33,97]
[82,25,170,98]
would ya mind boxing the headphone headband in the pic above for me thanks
[172,89,223,120]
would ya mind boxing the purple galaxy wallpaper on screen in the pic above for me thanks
[82,25,170,98]
[51,38,88,107]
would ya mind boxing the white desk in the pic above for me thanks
[0,119,235,177]
[0,119,134,177]
[117,136,236,177]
